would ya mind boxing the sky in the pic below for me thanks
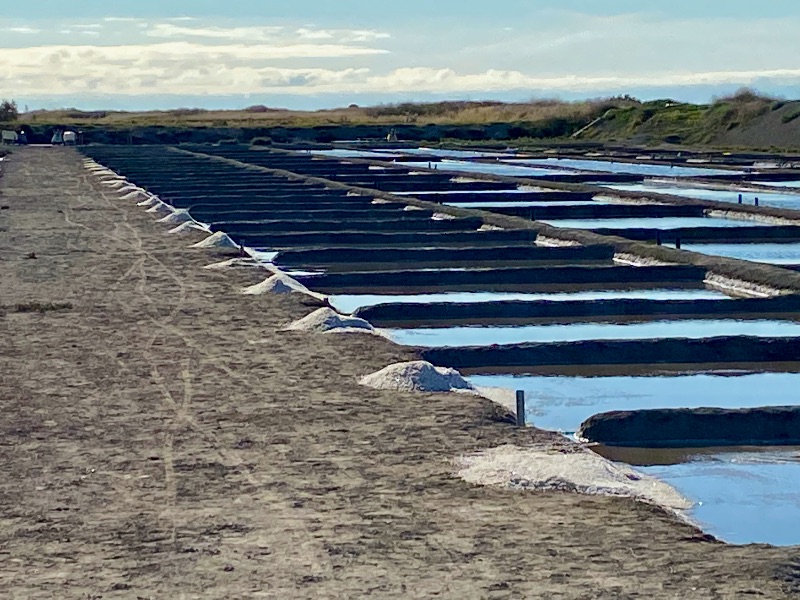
[2,0,800,111]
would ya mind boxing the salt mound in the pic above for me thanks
[432,213,458,221]
[455,444,692,511]
[157,209,194,226]
[360,360,474,392]
[137,197,160,207]
[169,221,207,234]
[146,202,173,216]
[241,273,323,300]
[104,180,128,189]
[204,257,260,270]
[192,231,239,249]
[120,190,149,201]
[284,307,373,333]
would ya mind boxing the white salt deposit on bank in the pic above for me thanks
[137,197,160,207]
[455,444,692,512]
[203,257,262,270]
[432,213,459,221]
[360,360,475,393]
[169,221,208,235]
[146,202,174,216]
[284,307,374,334]
[479,224,504,231]
[157,209,194,226]
[192,231,239,249]
[241,273,326,301]
[120,190,150,201]
[403,205,427,211]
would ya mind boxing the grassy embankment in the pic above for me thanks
[8,90,800,149]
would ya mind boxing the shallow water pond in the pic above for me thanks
[329,288,730,313]
[509,158,742,177]
[445,200,604,208]
[666,242,800,264]
[640,449,800,546]
[392,148,515,159]
[540,216,773,230]
[467,372,800,433]
[402,160,573,177]
[607,183,800,209]
[301,149,400,159]
[387,319,800,347]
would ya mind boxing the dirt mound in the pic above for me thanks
[360,360,474,392]
[285,307,374,334]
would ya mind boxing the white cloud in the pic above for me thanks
[103,17,142,23]
[3,26,42,34]
[2,39,799,99]
[296,28,334,40]
[146,23,285,41]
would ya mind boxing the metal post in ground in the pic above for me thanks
[755,197,759,207]
[738,194,743,204]
[675,236,681,250]
[515,390,526,427]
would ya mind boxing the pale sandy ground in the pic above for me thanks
[1,147,800,599]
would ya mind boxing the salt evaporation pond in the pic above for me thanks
[394,148,515,159]
[508,158,743,177]
[402,160,574,177]
[540,217,773,230]
[667,243,800,264]
[386,319,800,347]
[329,288,729,313]
[607,183,800,209]
[467,372,800,433]
[446,200,602,208]
[301,149,401,159]
[394,189,545,195]
[751,181,800,189]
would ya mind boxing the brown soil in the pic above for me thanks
[1,147,799,599]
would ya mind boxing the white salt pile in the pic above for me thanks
[137,196,160,207]
[146,201,174,216]
[359,360,474,393]
[455,444,692,512]
[104,180,128,189]
[284,307,374,334]
[203,257,261,270]
[478,224,504,231]
[192,231,239,249]
[120,190,150,201]
[403,205,427,211]
[169,221,208,235]
[432,213,459,221]
[242,272,314,295]
[157,209,194,226]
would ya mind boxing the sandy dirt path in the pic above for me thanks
[1,147,799,599]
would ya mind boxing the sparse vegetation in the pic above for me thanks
[0,99,19,122]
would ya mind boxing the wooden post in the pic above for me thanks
[515,390,526,427]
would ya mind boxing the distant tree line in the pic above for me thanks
[0,99,19,122]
